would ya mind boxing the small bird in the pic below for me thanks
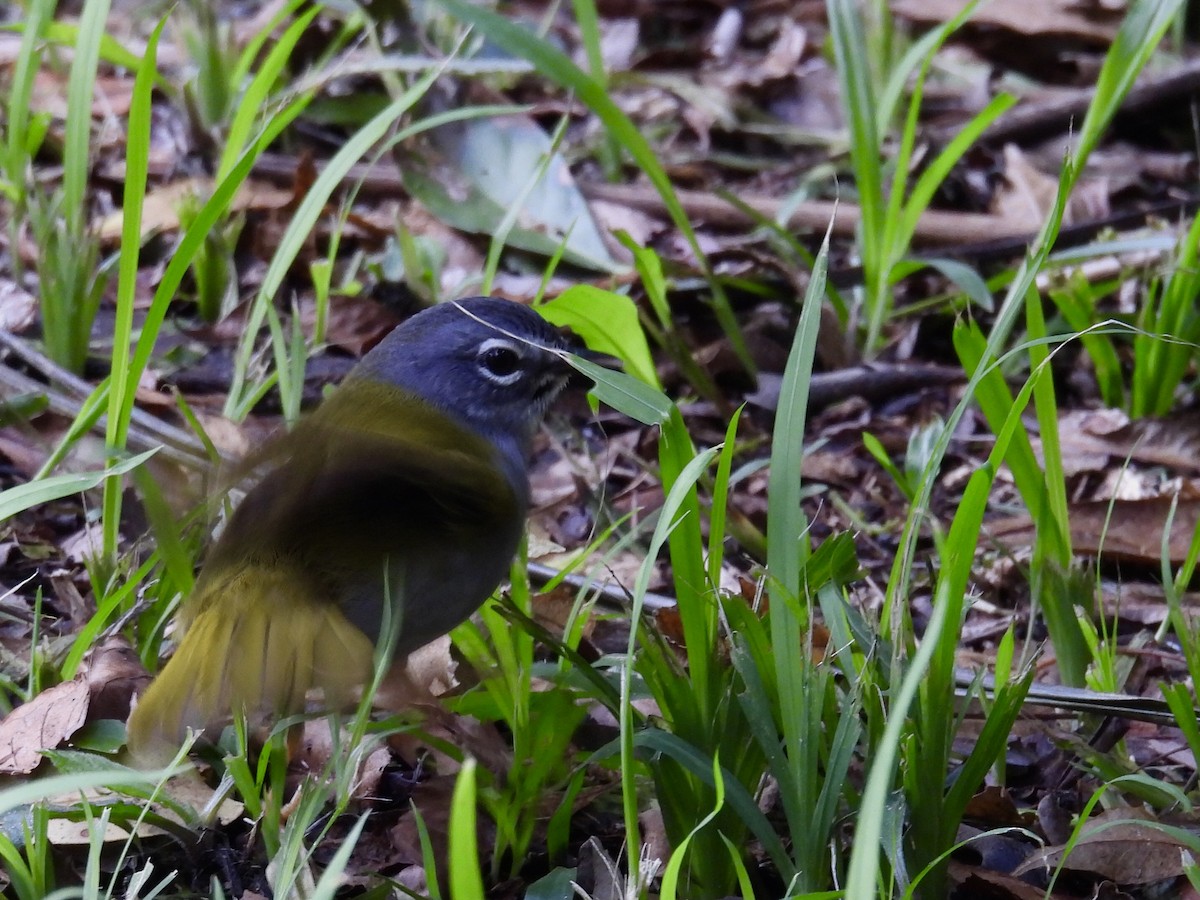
[127,297,573,759]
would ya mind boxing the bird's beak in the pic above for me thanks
[560,347,623,392]
[576,347,624,370]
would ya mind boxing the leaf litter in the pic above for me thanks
[0,0,1199,896]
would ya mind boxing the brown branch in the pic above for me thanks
[928,57,1200,148]
[580,181,1032,246]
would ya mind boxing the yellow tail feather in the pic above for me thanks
[126,565,375,763]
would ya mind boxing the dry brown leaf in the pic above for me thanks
[1054,409,1200,476]
[193,412,252,459]
[760,19,807,80]
[588,199,662,251]
[962,785,1033,827]
[1096,580,1181,626]
[388,775,459,881]
[947,860,1050,899]
[41,788,160,844]
[298,297,401,357]
[706,7,742,62]
[0,678,90,774]
[291,720,391,801]
[1016,807,1192,884]
[993,145,1065,231]
[801,449,860,485]
[987,489,1200,565]
[84,636,152,721]
[893,0,1119,42]
[531,584,596,641]
[0,428,54,480]
[526,527,566,561]
[490,272,584,303]
[45,817,146,845]
[40,776,239,845]
[578,834,644,900]
[354,745,392,801]
[154,772,244,826]
[59,523,107,566]
[994,145,1110,228]
[30,71,135,119]
[397,712,511,778]
[530,445,583,509]
[1071,495,1200,564]
[94,177,292,244]
[594,17,639,72]
[404,635,458,698]
[639,805,670,874]
[50,570,91,623]
[0,281,38,333]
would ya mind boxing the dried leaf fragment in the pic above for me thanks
[0,679,90,774]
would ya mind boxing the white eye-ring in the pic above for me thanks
[477,338,523,385]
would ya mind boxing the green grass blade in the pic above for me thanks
[565,356,672,426]
[896,93,1015,250]
[310,814,367,900]
[826,0,883,342]
[448,758,485,900]
[61,0,110,231]
[631,729,790,873]
[3,0,53,207]
[766,222,831,868]
[216,5,320,182]
[0,449,157,521]
[100,15,166,563]
[1076,0,1183,163]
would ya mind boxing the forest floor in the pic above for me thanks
[1,1,1199,898]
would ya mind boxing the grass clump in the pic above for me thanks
[0,0,1195,897]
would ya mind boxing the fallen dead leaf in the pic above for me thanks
[30,70,136,120]
[45,803,158,845]
[1053,409,1200,476]
[588,198,661,252]
[893,0,1120,42]
[0,428,55,480]
[531,584,596,642]
[986,489,1200,565]
[0,678,90,774]
[94,177,293,244]
[948,861,1049,899]
[84,636,152,721]
[149,771,244,826]
[291,719,391,801]
[639,805,670,877]
[388,775,458,884]
[993,145,1067,231]
[0,281,38,333]
[50,570,92,623]
[1015,806,1192,885]
[193,412,252,459]
[59,522,107,566]
[962,785,1034,827]
[994,145,1110,228]
[298,297,401,357]
[390,710,510,778]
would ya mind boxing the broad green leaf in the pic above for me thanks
[541,286,659,387]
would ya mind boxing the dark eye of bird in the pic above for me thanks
[480,345,521,378]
